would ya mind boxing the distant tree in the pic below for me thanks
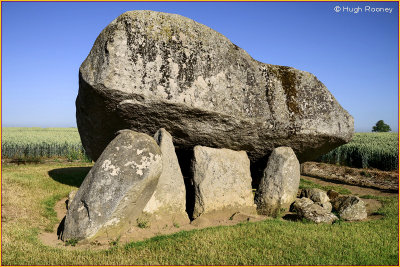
[372,120,391,132]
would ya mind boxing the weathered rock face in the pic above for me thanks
[255,147,300,216]
[292,198,338,224]
[332,196,367,221]
[327,189,339,200]
[143,128,190,224]
[300,188,330,204]
[62,130,162,241]
[76,10,354,164]
[192,146,256,219]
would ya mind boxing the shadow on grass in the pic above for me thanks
[48,167,91,187]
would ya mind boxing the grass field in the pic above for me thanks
[1,162,398,265]
[319,132,398,171]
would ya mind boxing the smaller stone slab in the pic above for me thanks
[192,146,256,219]
[62,130,162,241]
[255,147,300,216]
[143,128,190,225]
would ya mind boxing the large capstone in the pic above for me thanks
[255,147,300,216]
[192,146,256,219]
[62,130,162,241]
[77,10,354,164]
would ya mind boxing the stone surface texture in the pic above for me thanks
[327,189,339,200]
[62,130,162,241]
[300,188,330,204]
[143,128,190,224]
[255,147,300,216]
[292,198,338,224]
[76,10,354,164]
[192,146,256,218]
[332,196,367,221]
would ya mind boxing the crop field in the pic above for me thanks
[1,127,90,161]
[2,128,398,171]
[318,132,398,171]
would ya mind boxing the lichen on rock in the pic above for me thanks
[76,10,354,166]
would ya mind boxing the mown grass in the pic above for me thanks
[1,163,398,265]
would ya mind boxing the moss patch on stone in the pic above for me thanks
[268,65,302,117]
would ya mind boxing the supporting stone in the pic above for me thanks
[192,146,256,219]
[255,147,300,217]
[142,128,190,225]
[62,130,162,241]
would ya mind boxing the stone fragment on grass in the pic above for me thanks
[255,147,300,216]
[331,196,367,221]
[192,146,256,219]
[300,188,330,204]
[292,197,338,224]
[315,201,332,212]
[62,130,162,241]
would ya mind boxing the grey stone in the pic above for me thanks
[66,190,77,210]
[76,10,354,164]
[192,146,256,219]
[300,188,330,203]
[255,147,300,216]
[332,196,367,221]
[62,130,162,241]
[315,201,332,212]
[292,198,338,224]
[142,128,190,225]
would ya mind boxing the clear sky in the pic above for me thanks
[1,1,398,132]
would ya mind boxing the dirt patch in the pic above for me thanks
[40,199,267,250]
[40,163,398,250]
[301,175,397,197]
[302,162,398,191]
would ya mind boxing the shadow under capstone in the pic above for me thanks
[48,167,91,187]
[176,149,196,221]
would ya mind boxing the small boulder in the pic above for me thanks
[292,198,338,224]
[255,147,300,216]
[315,201,332,212]
[327,189,339,200]
[62,130,162,241]
[332,196,367,221]
[192,146,256,219]
[300,188,330,204]
[143,128,190,225]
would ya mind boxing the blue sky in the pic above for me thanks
[1,1,398,132]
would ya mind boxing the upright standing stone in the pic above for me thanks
[62,130,162,241]
[192,146,256,219]
[255,147,300,216]
[142,128,190,224]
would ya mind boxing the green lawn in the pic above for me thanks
[1,162,398,265]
